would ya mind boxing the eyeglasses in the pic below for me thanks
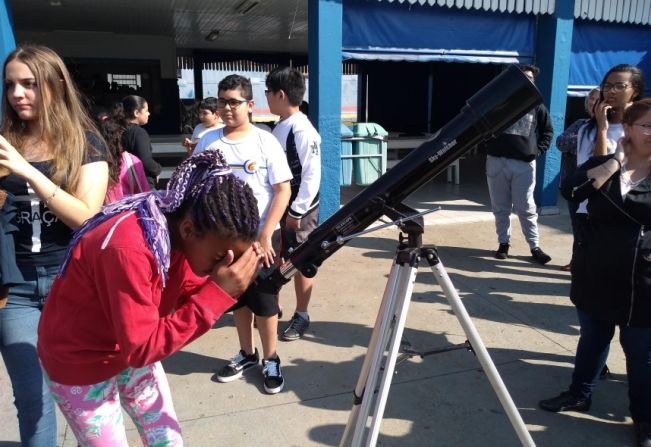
[632,123,651,135]
[216,98,248,109]
[601,82,631,93]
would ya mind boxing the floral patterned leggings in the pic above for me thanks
[46,362,183,446]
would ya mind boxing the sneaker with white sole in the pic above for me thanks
[280,313,310,341]
[216,348,259,383]
[262,357,284,394]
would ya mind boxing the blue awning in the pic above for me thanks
[342,0,536,64]
[569,19,651,95]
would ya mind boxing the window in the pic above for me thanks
[106,73,142,90]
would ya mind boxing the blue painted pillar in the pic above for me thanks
[533,1,575,213]
[308,0,343,221]
[0,0,16,99]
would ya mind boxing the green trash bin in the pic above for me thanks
[351,123,387,186]
[340,124,353,186]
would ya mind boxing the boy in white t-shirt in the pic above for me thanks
[183,97,224,155]
[193,75,292,394]
[265,67,321,342]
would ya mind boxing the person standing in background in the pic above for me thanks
[98,115,150,204]
[265,67,321,341]
[555,87,600,271]
[182,97,224,155]
[113,95,162,189]
[484,64,554,264]
[571,65,644,268]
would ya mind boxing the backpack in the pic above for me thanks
[105,152,151,204]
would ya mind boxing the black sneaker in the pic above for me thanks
[539,391,591,413]
[280,313,310,341]
[216,349,259,383]
[531,247,552,265]
[262,357,284,394]
[635,421,651,447]
[494,243,510,259]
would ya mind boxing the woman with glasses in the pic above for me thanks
[540,98,651,447]
[578,65,644,167]
[572,66,645,259]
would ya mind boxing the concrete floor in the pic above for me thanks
[0,153,639,446]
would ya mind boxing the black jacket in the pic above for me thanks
[484,104,553,162]
[561,155,651,327]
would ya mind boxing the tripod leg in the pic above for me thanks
[340,259,403,446]
[424,249,536,447]
[367,259,418,446]
[340,259,418,447]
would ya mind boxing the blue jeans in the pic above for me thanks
[570,309,651,422]
[0,264,58,446]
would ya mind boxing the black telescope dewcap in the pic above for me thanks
[260,64,543,292]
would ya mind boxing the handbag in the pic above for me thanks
[123,152,145,194]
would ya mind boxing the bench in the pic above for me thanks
[387,135,461,184]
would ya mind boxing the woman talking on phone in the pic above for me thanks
[577,65,644,166]
[571,66,644,255]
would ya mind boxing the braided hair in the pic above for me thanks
[59,150,259,287]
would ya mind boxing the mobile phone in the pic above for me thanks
[598,90,615,121]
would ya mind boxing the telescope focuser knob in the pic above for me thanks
[301,264,318,278]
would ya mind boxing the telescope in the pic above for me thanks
[266,65,543,446]
[260,64,542,292]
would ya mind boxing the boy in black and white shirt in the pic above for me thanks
[265,67,321,341]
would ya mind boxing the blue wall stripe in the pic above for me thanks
[308,0,343,222]
[534,0,575,210]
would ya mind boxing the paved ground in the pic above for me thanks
[0,154,639,446]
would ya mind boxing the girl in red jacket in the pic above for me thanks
[37,150,262,446]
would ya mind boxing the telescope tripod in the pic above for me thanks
[339,220,535,447]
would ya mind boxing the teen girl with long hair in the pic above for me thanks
[0,45,109,446]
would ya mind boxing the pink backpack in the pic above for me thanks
[105,152,151,204]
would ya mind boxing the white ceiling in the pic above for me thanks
[9,0,310,53]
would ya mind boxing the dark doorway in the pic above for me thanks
[64,57,179,135]
[359,60,504,135]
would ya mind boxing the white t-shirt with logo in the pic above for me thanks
[193,125,292,228]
